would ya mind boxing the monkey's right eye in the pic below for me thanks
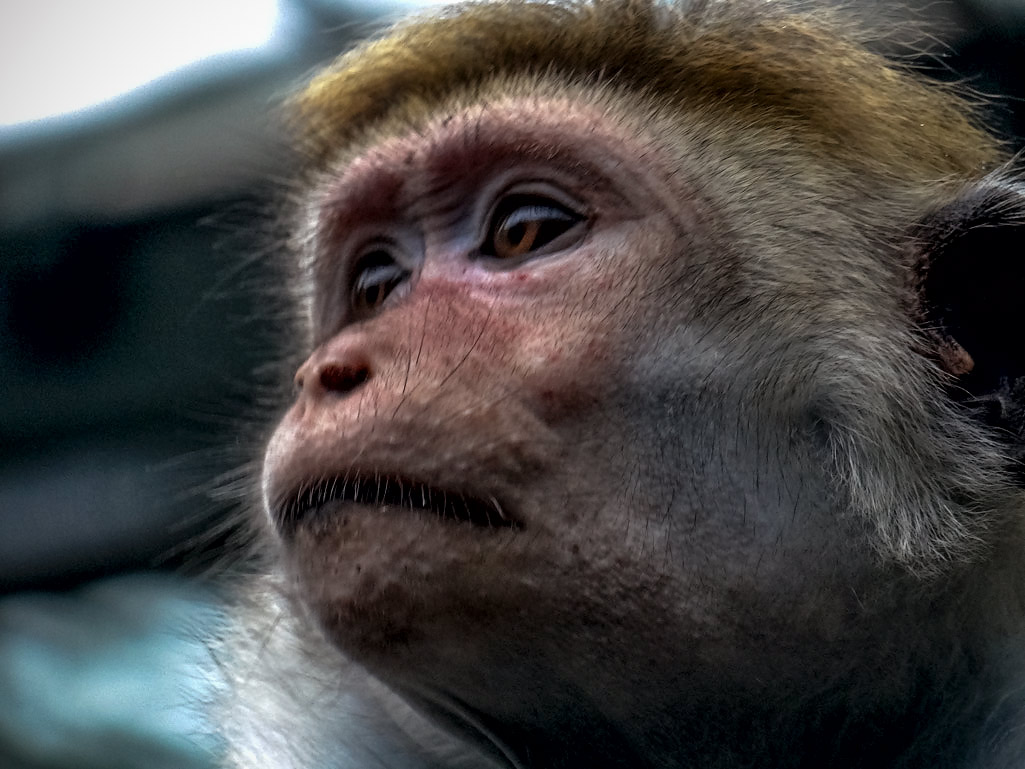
[350,249,410,318]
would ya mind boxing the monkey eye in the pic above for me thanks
[481,195,584,261]
[350,248,410,318]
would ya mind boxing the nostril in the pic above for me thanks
[319,362,371,394]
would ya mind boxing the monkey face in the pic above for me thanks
[259,92,886,718]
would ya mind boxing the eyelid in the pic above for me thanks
[479,181,586,235]
[478,185,587,261]
[487,198,582,256]
[349,243,414,319]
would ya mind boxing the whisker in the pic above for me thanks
[273,475,520,537]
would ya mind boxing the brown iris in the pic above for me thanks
[484,195,582,260]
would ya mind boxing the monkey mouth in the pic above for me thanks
[273,475,520,537]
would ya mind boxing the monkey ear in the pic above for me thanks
[914,176,1025,453]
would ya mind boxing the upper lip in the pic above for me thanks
[273,473,520,537]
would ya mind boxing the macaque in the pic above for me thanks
[214,1,1025,767]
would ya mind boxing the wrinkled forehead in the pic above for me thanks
[300,85,677,234]
[308,76,656,173]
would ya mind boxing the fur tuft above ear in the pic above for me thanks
[914,175,1025,466]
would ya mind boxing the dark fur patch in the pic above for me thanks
[916,180,1025,471]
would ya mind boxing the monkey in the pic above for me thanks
[212,1,1025,767]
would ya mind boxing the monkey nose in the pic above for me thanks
[295,357,373,397]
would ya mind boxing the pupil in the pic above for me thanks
[365,284,381,306]
[507,222,527,247]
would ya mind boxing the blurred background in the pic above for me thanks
[0,1,1023,767]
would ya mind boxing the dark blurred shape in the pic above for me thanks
[948,0,1025,145]
[5,224,127,364]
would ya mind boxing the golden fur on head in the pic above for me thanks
[294,0,1000,180]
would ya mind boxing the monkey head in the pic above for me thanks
[245,2,1025,766]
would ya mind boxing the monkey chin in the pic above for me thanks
[279,495,531,659]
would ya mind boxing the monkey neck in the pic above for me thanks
[393,650,1017,769]
[388,665,1006,769]
[372,562,1025,769]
